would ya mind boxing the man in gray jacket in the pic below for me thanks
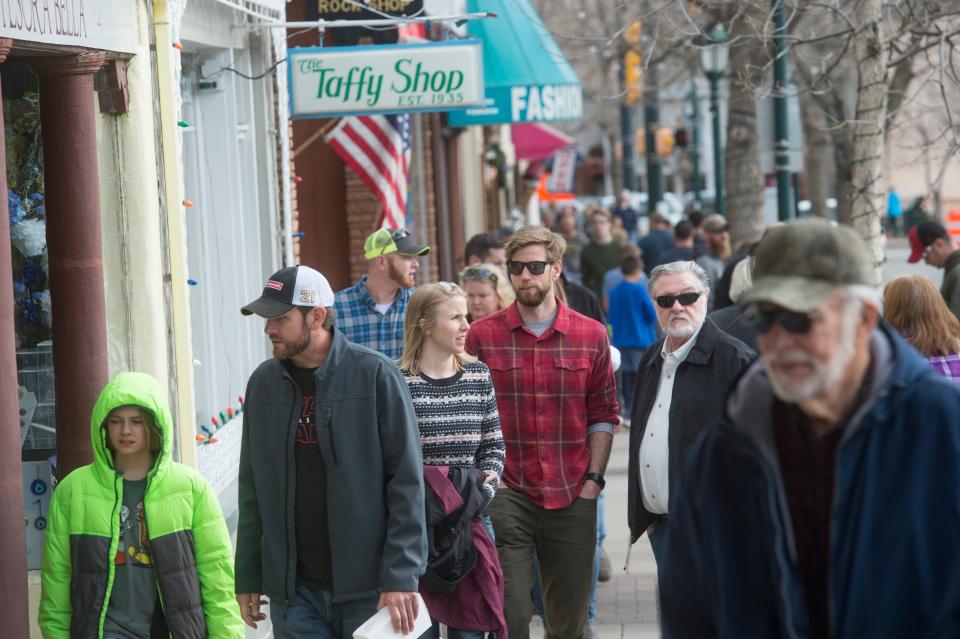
[236,265,427,638]
[907,220,960,321]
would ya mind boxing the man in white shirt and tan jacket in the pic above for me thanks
[627,261,754,566]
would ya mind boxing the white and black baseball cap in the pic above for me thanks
[241,265,335,318]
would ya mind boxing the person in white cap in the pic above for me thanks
[236,265,427,638]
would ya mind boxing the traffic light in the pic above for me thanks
[624,50,642,105]
[675,127,689,148]
[655,127,675,156]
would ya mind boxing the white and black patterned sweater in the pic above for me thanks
[401,360,506,504]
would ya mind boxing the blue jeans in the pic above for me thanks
[270,580,379,639]
[588,489,607,623]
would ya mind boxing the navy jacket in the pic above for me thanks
[661,324,960,638]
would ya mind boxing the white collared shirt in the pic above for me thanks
[638,328,702,514]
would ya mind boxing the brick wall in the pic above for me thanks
[345,114,441,284]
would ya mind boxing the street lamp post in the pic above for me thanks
[689,81,701,206]
[772,0,794,221]
[700,25,728,216]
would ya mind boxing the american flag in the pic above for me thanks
[325,114,411,229]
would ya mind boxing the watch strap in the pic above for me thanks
[584,472,606,488]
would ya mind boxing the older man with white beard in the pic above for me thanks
[627,261,754,569]
[659,219,960,639]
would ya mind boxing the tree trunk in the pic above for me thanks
[724,43,765,247]
[849,0,889,285]
[799,92,833,218]
[833,135,855,227]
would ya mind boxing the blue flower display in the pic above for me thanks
[8,189,25,226]
[22,258,44,289]
[18,295,39,324]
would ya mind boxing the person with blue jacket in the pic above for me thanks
[661,219,960,639]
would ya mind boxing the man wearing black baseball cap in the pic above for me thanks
[334,227,431,359]
[659,219,960,638]
[907,220,960,320]
[236,265,427,638]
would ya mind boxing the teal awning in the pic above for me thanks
[447,0,583,126]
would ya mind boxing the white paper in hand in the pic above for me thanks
[352,593,431,639]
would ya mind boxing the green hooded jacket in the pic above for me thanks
[38,372,243,638]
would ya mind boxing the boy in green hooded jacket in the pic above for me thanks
[39,372,243,638]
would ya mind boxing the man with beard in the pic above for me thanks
[660,220,960,638]
[694,213,732,310]
[627,261,753,569]
[465,226,619,639]
[237,265,427,638]
[334,227,430,359]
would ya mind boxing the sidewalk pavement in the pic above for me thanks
[529,426,661,639]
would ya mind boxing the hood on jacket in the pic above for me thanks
[90,372,174,486]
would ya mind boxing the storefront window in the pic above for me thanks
[5,70,55,454]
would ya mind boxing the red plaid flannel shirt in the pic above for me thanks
[465,299,619,509]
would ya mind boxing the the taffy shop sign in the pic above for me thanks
[288,41,484,119]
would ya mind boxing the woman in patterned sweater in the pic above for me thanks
[399,282,505,505]
[399,282,506,639]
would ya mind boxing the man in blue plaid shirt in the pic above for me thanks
[334,227,430,360]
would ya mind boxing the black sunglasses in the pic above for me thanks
[655,292,702,309]
[747,306,815,335]
[390,228,410,241]
[709,226,730,234]
[507,260,551,276]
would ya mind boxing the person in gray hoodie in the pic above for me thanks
[236,265,427,639]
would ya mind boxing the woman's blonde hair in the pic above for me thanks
[399,282,477,375]
[883,275,960,357]
[460,263,515,310]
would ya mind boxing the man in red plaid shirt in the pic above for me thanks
[466,226,619,639]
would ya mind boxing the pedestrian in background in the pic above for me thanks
[39,373,242,639]
[556,206,589,284]
[464,233,507,271]
[580,209,622,300]
[238,266,426,638]
[602,245,645,313]
[656,219,696,265]
[638,212,675,275]
[887,187,903,236]
[907,220,960,322]
[460,263,514,322]
[662,220,960,638]
[695,214,732,308]
[612,189,640,244]
[708,256,761,351]
[467,226,618,639]
[608,250,658,420]
[884,274,960,381]
[627,261,753,570]
[399,282,506,639]
[334,227,431,359]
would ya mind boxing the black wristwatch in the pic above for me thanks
[584,473,606,489]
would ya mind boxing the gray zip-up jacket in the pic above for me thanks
[235,329,427,604]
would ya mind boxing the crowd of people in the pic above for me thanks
[35,204,960,639]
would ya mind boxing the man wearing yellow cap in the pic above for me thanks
[334,227,431,359]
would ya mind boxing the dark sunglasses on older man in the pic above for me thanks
[506,260,551,276]
[746,305,815,335]
[654,292,702,309]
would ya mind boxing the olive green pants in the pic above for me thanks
[488,487,598,639]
